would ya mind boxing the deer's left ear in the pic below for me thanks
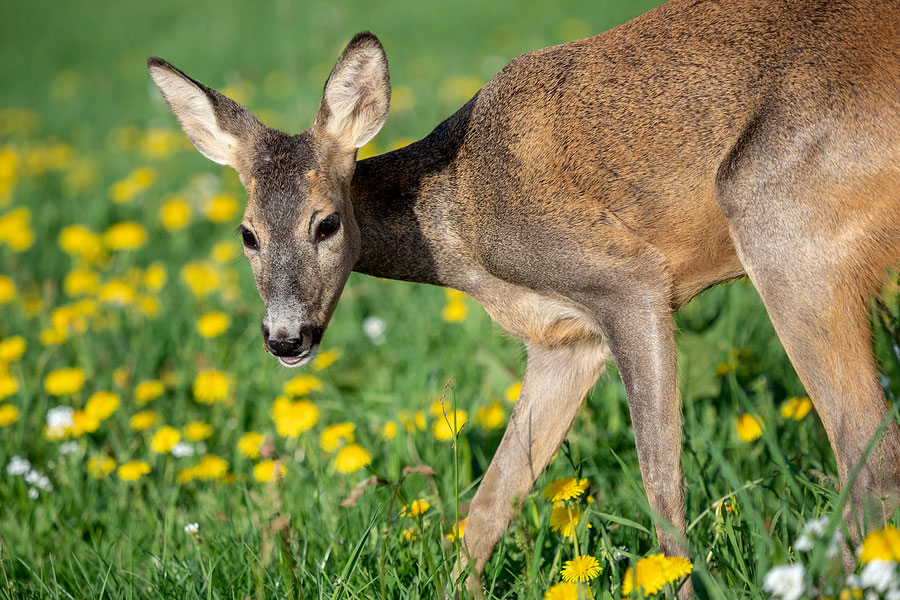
[148,57,262,169]
[314,32,391,152]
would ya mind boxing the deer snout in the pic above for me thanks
[260,322,323,367]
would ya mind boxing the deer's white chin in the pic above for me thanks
[277,345,318,369]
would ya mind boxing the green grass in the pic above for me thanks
[2,1,900,598]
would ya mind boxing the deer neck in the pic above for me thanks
[350,125,469,288]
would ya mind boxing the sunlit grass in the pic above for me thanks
[4,1,900,599]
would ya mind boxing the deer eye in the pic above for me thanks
[238,225,258,250]
[316,213,340,242]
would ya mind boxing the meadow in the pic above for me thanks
[3,1,900,598]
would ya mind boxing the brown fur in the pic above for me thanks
[149,1,900,595]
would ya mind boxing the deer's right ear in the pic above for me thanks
[147,57,261,168]
[314,32,391,152]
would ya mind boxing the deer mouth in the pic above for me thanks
[278,355,307,367]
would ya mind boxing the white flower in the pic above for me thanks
[184,522,199,534]
[59,441,79,455]
[171,442,194,457]
[860,560,899,592]
[27,487,38,499]
[46,406,74,429]
[362,316,386,344]
[25,470,52,492]
[762,564,806,600]
[7,456,30,476]
[794,516,841,556]
[885,589,900,600]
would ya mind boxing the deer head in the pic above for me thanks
[148,33,391,367]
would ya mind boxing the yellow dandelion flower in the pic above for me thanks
[138,295,160,319]
[112,367,130,388]
[183,421,213,442]
[205,193,239,222]
[63,267,99,297]
[622,554,693,596]
[144,263,167,291]
[150,426,181,453]
[0,335,25,363]
[135,379,164,404]
[44,367,86,396]
[0,207,34,251]
[441,300,468,322]
[660,555,693,581]
[735,413,764,442]
[0,403,19,426]
[253,460,286,482]
[505,381,522,403]
[88,455,116,478]
[192,455,228,480]
[98,278,137,305]
[283,374,324,397]
[141,128,182,158]
[70,409,100,436]
[447,518,467,542]
[196,311,230,338]
[859,526,900,563]
[271,396,319,437]
[476,401,505,430]
[320,422,356,452]
[103,222,147,251]
[193,370,229,403]
[58,224,104,263]
[40,328,66,346]
[402,528,417,542]
[0,275,15,303]
[433,410,467,442]
[211,241,238,263]
[84,391,120,421]
[780,396,813,420]
[543,478,589,503]
[430,400,446,417]
[118,460,151,481]
[180,261,220,298]
[0,372,17,400]
[549,505,588,538]
[130,410,159,431]
[334,443,371,474]
[176,467,196,483]
[543,582,579,600]
[401,499,431,518]
[159,196,191,231]
[380,420,397,441]
[238,431,265,458]
[560,555,602,583]
[312,348,341,371]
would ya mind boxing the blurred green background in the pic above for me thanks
[4,1,900,598]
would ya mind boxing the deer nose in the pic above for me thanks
[265,336,304,357]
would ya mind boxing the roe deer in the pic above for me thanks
[149,0,900,594]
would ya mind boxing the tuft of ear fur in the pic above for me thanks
[147,57,262,168]
[315,32,391,151]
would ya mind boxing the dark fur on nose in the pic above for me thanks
[266,337,304,357]
[261,323,323,358]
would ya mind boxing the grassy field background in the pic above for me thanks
[3,1,900,598]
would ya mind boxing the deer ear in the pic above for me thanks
[147,57,262,167]
[315,32,390,151]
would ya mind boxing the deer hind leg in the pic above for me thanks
[458,340,609,593]
[720,157,900,541]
